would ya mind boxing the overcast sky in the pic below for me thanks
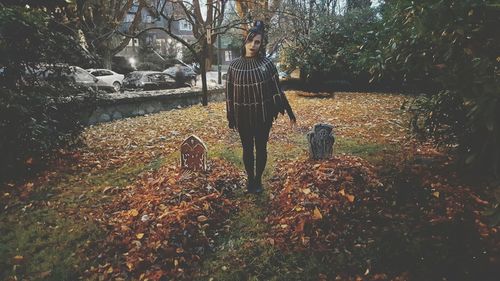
[198,0,382,20]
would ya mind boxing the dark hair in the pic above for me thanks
[241,21,266,58]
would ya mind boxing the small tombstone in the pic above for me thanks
[180,135,208,171]
[307,123,335,160]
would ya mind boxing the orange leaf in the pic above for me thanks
[313,207,323,220]
[346,194,355,202]
[295,218,305,233]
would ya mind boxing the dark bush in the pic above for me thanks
[0,6,97,183]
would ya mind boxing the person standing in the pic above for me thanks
[225,21,296,194]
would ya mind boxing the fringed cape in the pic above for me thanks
[225,56,294,131]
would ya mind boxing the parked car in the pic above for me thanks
[163,65,197,87]
[36,65,115,92]
[86,68,124,92]
[122,71,176,90]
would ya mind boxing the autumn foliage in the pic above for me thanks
[83,159,243,280]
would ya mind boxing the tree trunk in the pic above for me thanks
[103,49,112,69]
[206,43,213,70]
[200,43,208,106]
[299,67,307,82]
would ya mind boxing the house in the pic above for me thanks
[116,0,239,70]
[116,1,196,64]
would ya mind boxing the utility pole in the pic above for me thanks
[217,34,222,84]
[216,0,222,84]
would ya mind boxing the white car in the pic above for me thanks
[86,68,125,92]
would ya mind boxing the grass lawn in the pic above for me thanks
[1,91,497,280]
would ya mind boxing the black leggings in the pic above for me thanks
[238,123,272,184]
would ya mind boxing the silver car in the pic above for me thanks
[86,68,125,92]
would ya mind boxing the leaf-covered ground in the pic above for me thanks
[1,92,498,280]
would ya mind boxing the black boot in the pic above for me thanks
[253,178,263,194]
[246,177,256,193]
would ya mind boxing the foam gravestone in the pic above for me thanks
[180,135,208,171]
[307,123,335,160]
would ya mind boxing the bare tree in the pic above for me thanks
[126,0,246,105]
[76,0,147,69]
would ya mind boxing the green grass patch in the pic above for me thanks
[85,162,149,189]
[336,137,400,164]
[209,142,244,169]
[0,208,102,281]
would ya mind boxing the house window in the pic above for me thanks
[128,38,139,46]
[179,19,192,31]
[225,51,232,62]
[156,39,165,47]
[125,13,135,23]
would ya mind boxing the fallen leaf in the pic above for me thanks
[313,207,323,220]
[136,233,144,239]
[128,209,139,217]
[13,255,24,264]
[197,215,208,222]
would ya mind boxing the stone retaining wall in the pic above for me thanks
[86,86,225,125]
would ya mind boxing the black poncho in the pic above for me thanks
[225,56,294,131]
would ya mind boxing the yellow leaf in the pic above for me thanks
[106,266,113,274]
[302,188,311,195]
[294,206,303,212]
[313,207,323,220]
[432,191,440,198]
[339,189,346,196]
[136,233,144,239]
[13,255,24,264]
[126,262,134,271]
[128,209,139,217]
